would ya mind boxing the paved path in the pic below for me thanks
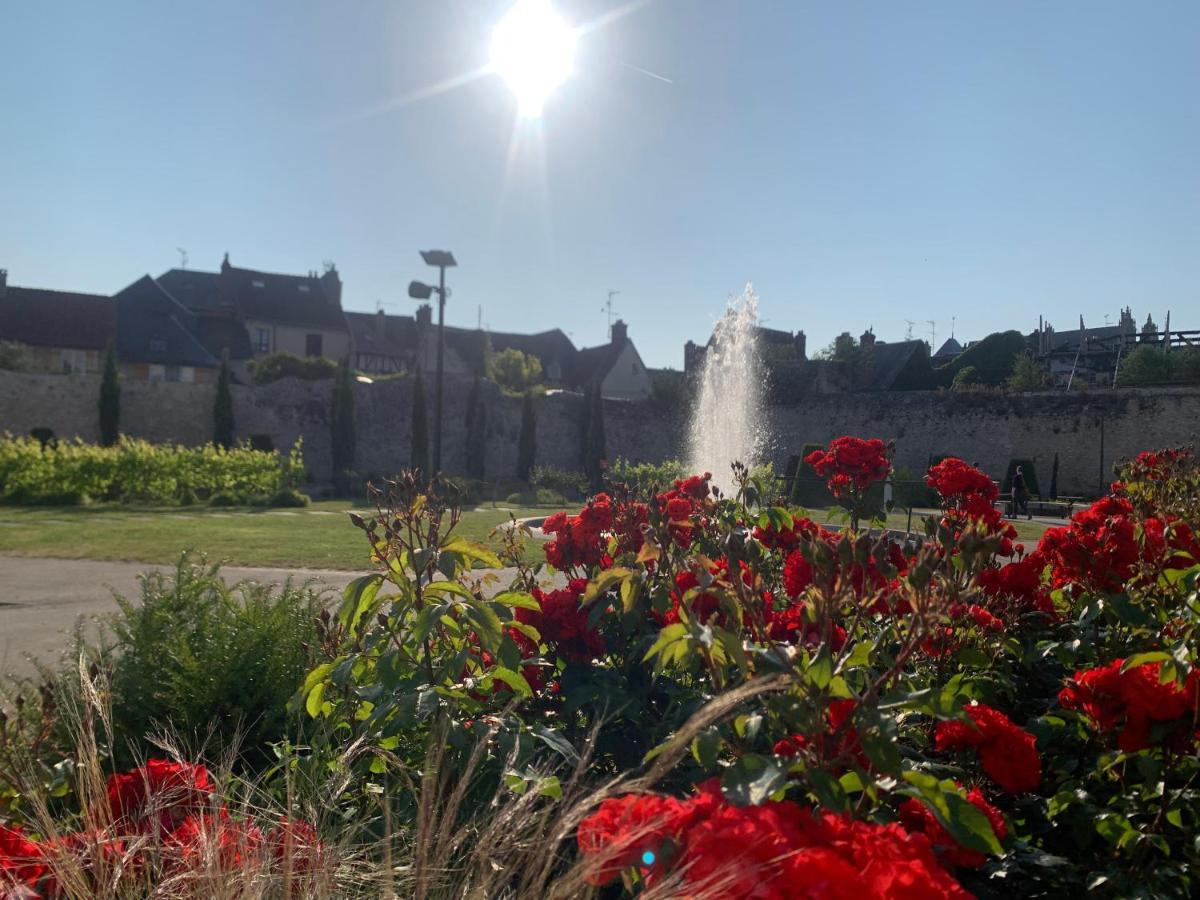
[0,557,357,678]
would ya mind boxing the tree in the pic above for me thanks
[488,347,543,394]
[950,365,981,392]
[937,330,1026,385]
[212,360,235,448]
[516,391,536,482]
[464,377,487,480]
[813,332,861,365]
[330,359,356,481]
[0,340,29,371]
[410,370,429,478]
[1117,345,1184,387]
[1049,452,1059,500]
[99,344,120,446]
[1007,355,1051,392]
[584,385,607,492]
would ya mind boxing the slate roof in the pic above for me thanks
[866,340,927,390]
[156,269,224,310]
[115,276,220,368]
[193,313,254,361]
[346,311,419,360]
[570,340,625,388]
[224,265,347,331]
[0,286,117,350]
[933,337,963,359]
[446,325,577,376]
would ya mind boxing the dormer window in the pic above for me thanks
[297,284,310,293]
[252,279,265,289]
[149,338,166,353]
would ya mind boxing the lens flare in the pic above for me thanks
[490,0,577,117]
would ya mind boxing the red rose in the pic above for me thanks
[936,703,1041,794]
[107,759,214,833]
[0,823,46,890]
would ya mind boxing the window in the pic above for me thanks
[252,279,266,288]
[165,365,181,382]
[297,284,310,293]
[149,338,167,354]
[148,364,166,382]
[305,333,323,357]
[60,348,86,373]
[179,366,195,383]
[254,328,271,353]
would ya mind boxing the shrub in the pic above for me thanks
[247,352,337,385]
[516,392,536,482]
[268,487,310,508]
[487,347,543,394]
[0,340,29,371]
[605,457,685,498]
[212,359,235,448]
[951,365,981,391]
[108,556,324,768]
[1117,344,1200,386]
[98,345,120,446]
[530,465,587,500]
[1007,354,1051,392]
[0,435,304,505]
[938,330,1027,385]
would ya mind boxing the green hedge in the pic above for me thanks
[0,434,305,505]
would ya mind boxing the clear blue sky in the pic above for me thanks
[3,1,1197,368]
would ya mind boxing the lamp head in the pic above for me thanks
[408,280,435,300]
[420,250,457,268]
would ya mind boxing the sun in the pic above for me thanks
[490,0,578,117]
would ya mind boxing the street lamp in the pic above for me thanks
[408,250,457,473]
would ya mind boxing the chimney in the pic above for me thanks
[375,308,386,338]
[320,264,342,308]
[860,328,876,351]
[221,252,231,273]
[416,303,433,327]
[0,269,6,298]
[218,254,234,306]
[611,319,628,345]
[795,329,807,360]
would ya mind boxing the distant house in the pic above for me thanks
[158,254,350,364]
[156,268,252,376]
[347,304,578,383]
[113,276,220,382]
[684,325,807,376]
[932,337,963,362]
[570,320,653,401]
[0,269,116,374]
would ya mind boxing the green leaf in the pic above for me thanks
[722,754,788,806]
[1120,651,1172,672]
[424,580,474,601]
[807,648,833,690]
[338,574,385,636]
[584,567,634,604]
[538,775,563,800]
[901,771,1002,856]
[463,602,505,652]
[643,623,689,664]
[491,666,533,698]
[1101,593,1152,628]
[305,681,327,719]
[441,536,503,569]
[808,768,849,813]
[532,723,580,763]
[494,591,541,611]
[692,727,722,769]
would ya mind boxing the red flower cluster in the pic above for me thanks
[925,458,998,505]
[772,699,867,770]
[977,552,1054,617]
[653,473,712,547]
[935,703,1041,794]
[805,437,891,499]
[1,760,325,896]
[541,494,615,571]
[1058,659,1200,752]
[519,578,605,662]
[899,787,1007,869]
[577,779,971,898]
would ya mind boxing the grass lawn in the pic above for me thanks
[0,501,556,571]
[806,506,1052,543]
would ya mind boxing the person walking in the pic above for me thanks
[1012,465,1032,520]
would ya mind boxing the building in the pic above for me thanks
[114,276,221,382]
[158,254,350,364]
[569,320,653,401]
[0,269,116,374]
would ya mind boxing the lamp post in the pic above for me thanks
[408,250,457,473]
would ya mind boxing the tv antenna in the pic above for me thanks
[950,316,956,339]
[904,320,915,341]
[602,290,621,339]
[926,320,936,348]
[175,248,188,269]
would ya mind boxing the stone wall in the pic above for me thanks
[2,369,1197,497]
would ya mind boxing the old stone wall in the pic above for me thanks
[3,369,1197,497]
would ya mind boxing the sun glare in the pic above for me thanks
[490,0,577,117]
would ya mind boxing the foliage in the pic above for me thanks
[98,345,119,447]
[213,360,235,449]
[410,370,429,478]
[329,360,356,485]
[951,365,981,391]
[581,385,607,493]
[813,331,861,366]
[0,434,304,505]
[605,458,685,499]
[516,392,537,482]
[1049,452,1059,500]
[103,557,325,768]
[1001,458,1040,498]
[1006,354,1051,392]
[530,465,587,500]
[938,330,1027,385]
[0,340,29,372]
[487,347,544,395]
[1117,345,1200,387]
[247,352,337,385]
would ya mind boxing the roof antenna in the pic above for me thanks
[926,320,936,349]
[602,290,621,339]
[904,320,915,340]
[950,316,956,340]
[176,248,188,269]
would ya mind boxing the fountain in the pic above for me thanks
[686,284,766,494]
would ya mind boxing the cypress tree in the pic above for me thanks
[1049,452,1060,501]
[98,344,120,446]
[213,360,235,449]
[330,359,356,481]
[577,384,593,471]
[586,385,607,493]
[516,391,536,482]
[410,370,430,478]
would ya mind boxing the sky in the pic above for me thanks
[2,0,1198,368]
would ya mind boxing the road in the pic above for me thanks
[0,557,357,678]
